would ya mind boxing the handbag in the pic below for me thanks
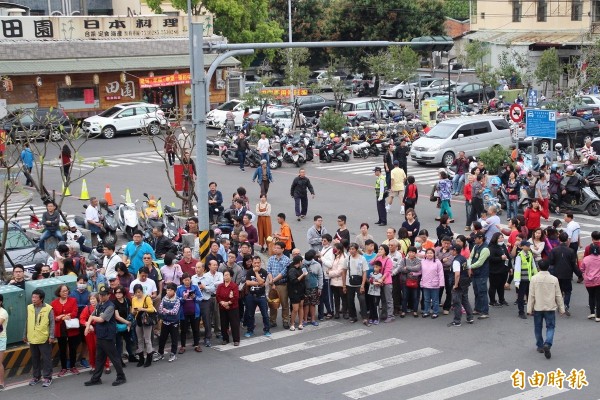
[116,323,128,333]
[508,193,518,201]
[65,318,80,330]
[405,277,419,289]
[430,184,439,202]
[140,296,158,326]
[347,257,363,286]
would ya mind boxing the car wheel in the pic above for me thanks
[147,122,160,136]
[48,130,62,142]
[442,151,455,166]
[396,90,404,99]
[101,126,116,139]
[539,140,550,153]
[422,92,431,99]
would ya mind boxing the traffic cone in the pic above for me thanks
[157,199,164,217]
[125,188,132,203]
[78,179,90,200]
[61,183,71,197]
[104,185,114,206]
[171,202,176,207]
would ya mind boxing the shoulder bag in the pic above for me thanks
[140,296,158,326]
[347,257,363,286]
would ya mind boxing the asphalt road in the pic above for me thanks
[4,131,600,398]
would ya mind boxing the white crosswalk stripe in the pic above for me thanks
[404,371,512,400]
[273,337,405,374]
[214,323,575,400]
[342,359,481,399]
[240,329,370,362]
[314,161,441,184]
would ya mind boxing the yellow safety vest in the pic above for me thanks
[26,304,52,345]
[515,252,538,282]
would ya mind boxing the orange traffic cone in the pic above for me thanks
[78,179,90,200]
[104,185,114,206]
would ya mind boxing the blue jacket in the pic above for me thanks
[176,284,202,320]
[21,148,34,168]
[252,165,273,183]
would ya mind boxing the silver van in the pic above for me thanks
[410,115,513,166]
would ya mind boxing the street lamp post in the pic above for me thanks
[288,0,294,104]
[448,57,457,112]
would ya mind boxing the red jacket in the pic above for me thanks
[524,206,549,231]
[216,282,239,310]
[51,297,79,338]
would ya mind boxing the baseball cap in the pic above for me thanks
[107,273,118,281]
[474,233,486,240]
[393,160,399,166]
[98,286,110,296]
[521,241,532,247]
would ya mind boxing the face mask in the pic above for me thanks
[86,271,95,278]
[498,241,505,245]
[77,283,87,290]
[415,242,422,249]
[42,272,51,278]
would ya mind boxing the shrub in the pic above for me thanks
[320,109,347,134]
[478,145,512,174]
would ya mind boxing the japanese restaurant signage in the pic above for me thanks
[0,15,213,40]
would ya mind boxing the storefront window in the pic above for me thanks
[57,86,99,110]
[143,87,177,114]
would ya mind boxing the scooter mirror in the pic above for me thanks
[143,192,149,198]
[29,205,35,212]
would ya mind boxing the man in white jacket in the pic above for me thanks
[318,234,335,320]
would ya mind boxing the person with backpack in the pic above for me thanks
[302,250,323,326]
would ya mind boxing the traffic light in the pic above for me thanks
[410,36,454,52]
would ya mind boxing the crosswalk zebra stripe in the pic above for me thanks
[404,370,512,400]
[343,359,480,399]
[240,329,370,362]
[497,386,570,400]
[316,162,378,170]
[305,347,441,385]
[212,320,340,351]
[273,338,405,374]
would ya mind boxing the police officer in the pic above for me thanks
[84,286,126,387]
[374,167,387,226]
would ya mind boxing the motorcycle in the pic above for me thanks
[206,138,223,156]
[163,204,185,241]
[220,142,254,167]
[117,195,140,239]
[268,149,283,169]
[330,140,350,162]
[550,182,600,216]
[98,201,118,246]
[282,143,306,167]
[29,205,41,230]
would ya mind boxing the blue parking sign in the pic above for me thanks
[528,89,538,107]
[525,109,557,139]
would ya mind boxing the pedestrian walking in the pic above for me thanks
[403,176,418,213]
[386,160,407,214]
[396,139,409,175]
[290,168,315,220]
[257,131,270,162]
[164,130,177,166]
[236,132,249,171]
[373,167,387,226]
[21,142,34,187]
[527,260,565,359]
[252,159,273,196]
[578,243,600,322]
[548,232,582,316]
[60,144,72,183]
[564,213,581,252]
[255,195,273,253]
[24,289,55,388]
[83,287,127,386]
[437,171,453,222]
[448,244,474,327]
[177,127,193,158]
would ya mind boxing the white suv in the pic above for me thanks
[83,102,167,139]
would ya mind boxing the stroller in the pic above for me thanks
[483,176,503,215]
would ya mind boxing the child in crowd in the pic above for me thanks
[367,261,383,325]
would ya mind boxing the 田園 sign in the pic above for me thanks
[0,15,213,40]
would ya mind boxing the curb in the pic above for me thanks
[2,344,60,379]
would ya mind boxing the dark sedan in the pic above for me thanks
[454,82,495,103]
[295,95,337,117]
[2,107,72,142]
[519,116,599,153]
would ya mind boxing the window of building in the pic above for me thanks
[593,0,600,22]
[572,0,583,21]
[512,0,522,22]
[57,85,99,110]
[228,77,241,100]
[537,0,547,22]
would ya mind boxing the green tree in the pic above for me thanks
[465,40,497,101]
[280,48,311,87]
[443,0,470,20]
[320,109,347,133]
[365,46,419,88]
[497,47,532,89]
[535,48,562,96]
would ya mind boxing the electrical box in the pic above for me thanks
[25,277,74,305]
[0,284,26,345]
[56,274,77,292]
[421,99,438,127]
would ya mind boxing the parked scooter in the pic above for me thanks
[29,205,41,230]
[98,199,118,246]
[330,140,350,162]
[220,141,252,167]
[550,182,600,216]
[117,195,139,239]
[315,141,334,163]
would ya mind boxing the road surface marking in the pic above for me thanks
[497,386,570,400]
[404,370,512,400]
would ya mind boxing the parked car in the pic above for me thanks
[379,74,432,99]
[429,95,466,113]
[579,94,600,107]
[206,99,283,129]
[295,95,337,117]
[417,78,456,100]
[519,116,599,153]
[538,99,600,119]
[340,98,403,120]
[1,220,52,276]
[244,81,265,94]
[2,107,72,142]
[410,115,513,166]
[454,82,496,104]
[83,102,167,139]
[306,70,344,90]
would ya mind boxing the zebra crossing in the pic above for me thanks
[49,151,172,170]
[212,321,573,400]
[313,160,443,185]
[3,201,75,227]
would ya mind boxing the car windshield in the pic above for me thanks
[309,72,322,79]
[426,123,458,139]
[99,107,123,117]
[4,228,35,250]
[340,102,355,112]
[216,101,240,111]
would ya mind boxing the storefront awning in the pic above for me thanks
[464,30,595,46]
[0,54,239,75]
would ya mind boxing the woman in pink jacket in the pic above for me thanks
[580,244,600,322]
[328,243,348,319]
[420,248,445,319]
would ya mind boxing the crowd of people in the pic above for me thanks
[3,142,600,391]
